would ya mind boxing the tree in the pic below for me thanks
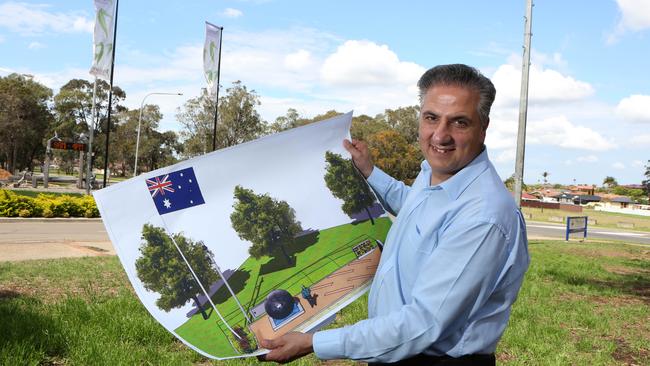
[135,224,220,320]
[375,105,420,144]
[52,78,126,174]
[603,176,618,189]
[176,81,265,158]
[269,108,304,133]
[367,130,421,185]
[110,105,180,176]
[503,174,527,192]
[350,114,388,141]
[324,151,378,224]
[0,73,54,173]
[541,171,550,185]
[230,186,302,264]
[641,159,650,199]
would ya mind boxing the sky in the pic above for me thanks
[1,0,649,186]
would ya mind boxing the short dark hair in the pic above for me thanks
[417,64,496,127]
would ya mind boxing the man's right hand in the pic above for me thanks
[343,139,373,178]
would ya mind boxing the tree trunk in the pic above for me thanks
[192,295,210,320]
[279,244,292,265]
[364,206,375,225]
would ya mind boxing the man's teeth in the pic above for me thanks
[433,146,452,153]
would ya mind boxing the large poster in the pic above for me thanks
[94,112,391,359]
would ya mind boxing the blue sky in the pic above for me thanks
[1,0,649,186]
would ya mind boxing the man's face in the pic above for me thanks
[418,84,487,185]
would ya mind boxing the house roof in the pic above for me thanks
[611,196,634,203]
[575,194,601,202]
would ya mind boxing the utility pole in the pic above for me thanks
[514,0,534,208]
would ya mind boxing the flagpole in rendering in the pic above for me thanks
[159,219,243,341]
[102,0,119,188]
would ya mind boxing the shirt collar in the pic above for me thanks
[422,147,490,201]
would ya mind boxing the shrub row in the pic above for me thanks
[0,190,99,218]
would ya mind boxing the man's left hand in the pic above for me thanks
[258,332,314,364]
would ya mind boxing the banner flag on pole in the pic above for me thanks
[90,0,117,80]
[203,22,222,96]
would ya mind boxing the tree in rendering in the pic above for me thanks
[324,151,377,224]
[230,186,302,264]
[135,224,219,319]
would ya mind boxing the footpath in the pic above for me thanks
[0,217,115,262]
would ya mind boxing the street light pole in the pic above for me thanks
[134,92,183,176]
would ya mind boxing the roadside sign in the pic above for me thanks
[51,141,87,152]
[566,216,588,241]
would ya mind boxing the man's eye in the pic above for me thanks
[454,120,469,127]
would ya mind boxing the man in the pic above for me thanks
[260,64,530,365]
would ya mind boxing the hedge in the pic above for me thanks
[0,190,99,218]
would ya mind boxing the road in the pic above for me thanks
[1,218,649,262]
[527,221,650,245]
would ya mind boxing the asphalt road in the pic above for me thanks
[1,218,649,262]
[526,221,650,245]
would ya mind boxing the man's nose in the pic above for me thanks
[432,120,452,144]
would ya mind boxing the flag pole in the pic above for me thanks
[86,77,98,194]
[211,25,223,152]
[159,218,243,342]
[102,0,119,188]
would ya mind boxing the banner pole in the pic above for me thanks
[212,26,223,152]
[102,0,119,188]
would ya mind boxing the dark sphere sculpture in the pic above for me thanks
[264,289,295,320]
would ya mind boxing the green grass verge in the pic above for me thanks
[174,217,392,358]
[522,206,650,232]
[1,239,648,365]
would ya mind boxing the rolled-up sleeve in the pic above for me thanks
[313,221,510,362]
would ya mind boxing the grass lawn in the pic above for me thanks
[522,206,650,232]
[175,217,392,358]
[1,238,648,365]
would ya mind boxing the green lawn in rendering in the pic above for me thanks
[174,217,391,358]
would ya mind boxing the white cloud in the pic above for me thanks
[222,8,243,18]
[630,134,650,146]
[527,115,616,151]
[612,162,626,169]
[284,50,313,71]
[28,41,45,50]
[492,55,594,107]
[608,0,650,43]
[616,94,650,123]
[493,149,516,163]
[0,2,93,35]
[631,160,644,168]
[321,40,424,88]
[577,155,599,163]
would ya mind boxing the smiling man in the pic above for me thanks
[261,64,530,365]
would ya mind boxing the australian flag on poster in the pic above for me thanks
[146,167,205,215]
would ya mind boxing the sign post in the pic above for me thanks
[566,216,588,241]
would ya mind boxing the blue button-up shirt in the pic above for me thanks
[313,149,530,362]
